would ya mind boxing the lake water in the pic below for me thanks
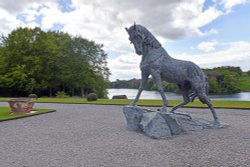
[108,89,250,101]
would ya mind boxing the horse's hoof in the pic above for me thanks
[170,109,175,113]
[157,108,166,112]
[160,107,167,113]
[213,120,220,126]
[129,103,136,106]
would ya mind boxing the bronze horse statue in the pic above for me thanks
[125,24,219,123]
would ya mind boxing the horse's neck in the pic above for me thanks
[142,45,171,59]
[141,31,172,63]
[141,45,172,67]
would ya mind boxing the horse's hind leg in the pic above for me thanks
[170,86,190,113]
[189,92,197,102]
[197,91,219,123]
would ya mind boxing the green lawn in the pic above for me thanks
[0,106,56,121]
[0,97,250,109]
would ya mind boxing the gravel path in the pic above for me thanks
[1,102,250,167]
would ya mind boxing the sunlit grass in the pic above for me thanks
[36,98,250,109]
[0,106,55,121]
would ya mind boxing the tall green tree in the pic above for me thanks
[67,36,110,97]
[0,27,110,97]
[0,27,47,95]
[247,70,250,76]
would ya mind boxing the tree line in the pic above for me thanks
[110,66,250,94]
[0,27,110,97]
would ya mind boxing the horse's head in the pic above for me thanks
[125,24,145,55]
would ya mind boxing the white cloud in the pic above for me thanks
[0,0,233,51]
[38,2,65,29]
[0,1,54,35]
[220,0,250,12]
[190,6,222,31]
[177,41,250,70]
[108,53,141,81]
[197,41,218,52]
[109,41,250,81]
[1,0,248,49]
[0,8,22,35]
[204,28,219,36]
[1,0,249,81]
[0,0,34,13]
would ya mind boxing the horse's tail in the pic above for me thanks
[195,65,209,93]
[196,73,211,104]
[189,64,209,102]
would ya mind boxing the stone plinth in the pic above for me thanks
[8,98,35,114]
[123,105,228,139]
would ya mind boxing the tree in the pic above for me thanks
[0,27,110,97]
[67,36,110,97]
[207,77,220,94]
[0,27,47,95]
[204,66,241,94]
[247,70,250,76]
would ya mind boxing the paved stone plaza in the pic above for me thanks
[0,102,250,167]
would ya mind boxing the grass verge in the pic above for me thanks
[0,97,250,109]
[36,98,250,109]
[0,106,56,122]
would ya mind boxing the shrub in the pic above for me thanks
[28,94,38,99]
[87,93,97,101]
[56,91,69,98]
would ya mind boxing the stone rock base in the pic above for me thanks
[123,105,228,139]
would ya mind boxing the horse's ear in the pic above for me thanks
[125,27,129,33]
[133,22,136,30]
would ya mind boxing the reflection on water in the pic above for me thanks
[108,89,250,101]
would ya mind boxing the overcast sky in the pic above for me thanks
[0,0,250,81]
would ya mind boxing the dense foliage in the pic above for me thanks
[0,27,110,97]
[110,66,248,94]
[110,78,177,92]
[203,66,242,94]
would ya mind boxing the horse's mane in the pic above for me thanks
[135,25,161,49]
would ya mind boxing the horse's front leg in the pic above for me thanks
[130,72,149,106]
[151,71,168,112]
